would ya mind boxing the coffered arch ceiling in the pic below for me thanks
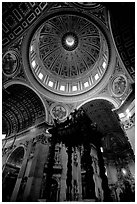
[2,2,49,48]
[2,84,46,137]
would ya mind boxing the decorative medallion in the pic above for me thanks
[2,50,19,77]
[111,75,128,97]
[29,13,109,96]
[50,104,68,121]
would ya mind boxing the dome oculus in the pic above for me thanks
[62,32,79,51]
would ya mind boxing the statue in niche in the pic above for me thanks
[112,76,127,96]
[3,52,17,75]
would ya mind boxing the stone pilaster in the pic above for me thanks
[10,139,32,201]
[22,136,50,201]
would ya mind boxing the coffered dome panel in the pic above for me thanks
[29,13,109,96]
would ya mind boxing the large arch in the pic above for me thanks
[77,96,118,110]
[78,98,133,158]
[2,82,48,137]
[3,80,49,120]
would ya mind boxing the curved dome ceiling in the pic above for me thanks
[29,14,109,96]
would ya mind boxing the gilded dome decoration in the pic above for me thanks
[29,14,109,96]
